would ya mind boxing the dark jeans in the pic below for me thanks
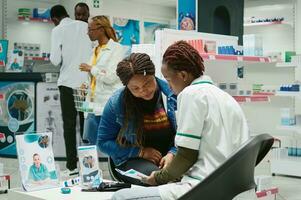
[59,86,85,170]
[116,158,160,186]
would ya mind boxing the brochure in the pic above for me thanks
[78,145,102,189]
[15,132,59,191]
[115,168,147,180]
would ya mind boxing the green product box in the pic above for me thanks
[285,51,296,63]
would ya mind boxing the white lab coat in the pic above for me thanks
[158,75,250,200]
[85,39,128,115]
[50,18,92,88]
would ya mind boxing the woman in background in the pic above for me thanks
[79,15,127,145]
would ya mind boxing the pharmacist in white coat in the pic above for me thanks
[50,5,92,174]
[112,41,250,200]
[79,15,127,145]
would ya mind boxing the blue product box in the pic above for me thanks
[33,8,50,19]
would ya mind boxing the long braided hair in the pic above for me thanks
[116,53,156,147]
[163,40,205,78]
[91,15,117,42]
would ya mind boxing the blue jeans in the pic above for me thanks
[83,114,101,145]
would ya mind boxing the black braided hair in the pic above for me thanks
[163,40,205,78]
[116,53,155,147]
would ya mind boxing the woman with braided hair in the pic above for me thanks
[79,15,128,145]
[97,52,177,185]
[112,41,249,200]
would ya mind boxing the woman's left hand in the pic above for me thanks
[140,171,158,186]
[159,153,174,169]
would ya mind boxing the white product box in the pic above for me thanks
[243,34,263,56]
[280,108,295,126]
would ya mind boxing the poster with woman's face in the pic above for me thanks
[15,132,59,191]
[78,145,101,188]
[177,0,197,31]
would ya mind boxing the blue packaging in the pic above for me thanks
[33,8,50,19]
[297,148,301,157]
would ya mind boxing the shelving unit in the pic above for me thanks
[24,56,49,61]
[233,95,270,103]
[275,91,301,98]
[271,148,301,177]
[17,16,52,23]
[199,53,271,63]
[244,21,292,27]
[276,125,301,134]
[276,62,298,68]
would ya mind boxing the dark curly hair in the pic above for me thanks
[162,40,205,78]
[116,53,156,147]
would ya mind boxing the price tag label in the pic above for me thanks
[209,55,216,60]
[237,56,243,62]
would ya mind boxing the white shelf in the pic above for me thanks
[271,158,301,177]
[271,148,301,177]
[275,91,301,97]
[276,126,301,134]
[276,62,298,68]
[244,21,293,27]
[200,54,271,63]
[233,95,270,103]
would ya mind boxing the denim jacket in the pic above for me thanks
[97,78,177,166]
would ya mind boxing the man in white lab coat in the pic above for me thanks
[50,5,92,175]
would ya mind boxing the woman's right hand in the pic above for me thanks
[79,63,92,72]
[139,147,162,165]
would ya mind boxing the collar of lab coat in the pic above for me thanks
[59,17,73,25]
[191,75,213,85]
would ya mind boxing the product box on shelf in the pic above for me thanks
[33,8,51,19]
[280,108,295,126]
[285,51,296,63]
[243,34,263,56]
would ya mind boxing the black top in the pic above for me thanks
[139,90,175,156]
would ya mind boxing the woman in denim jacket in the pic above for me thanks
[97,53,177,185]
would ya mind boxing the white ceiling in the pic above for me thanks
[128,0,176,8]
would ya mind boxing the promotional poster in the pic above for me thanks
[36,83,65,158]
[144,22,170,44]
[0,82,35,156]
[0,40,9,68]
[6,49,24,72]
[15,132,59,191]
[113,17,140,46]
[177,0,197,31]
[78,145,102,188]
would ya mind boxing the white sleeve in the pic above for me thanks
[175,91,207,150]
[90,46,127,84]
[50,29,62,66]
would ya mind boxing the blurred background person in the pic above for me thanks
[79,15,128,145]
[50,4,92,176]
[74,2,90,23]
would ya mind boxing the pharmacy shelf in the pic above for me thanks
[275,91,301,98]
[200,54,271,63]
[233,95,270,103]
[276,62,298,68]
[271,158,301,177]
[244,21,292,27]
[18,16,52,23]
[277,126,301,134]
[24,56,49,61]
